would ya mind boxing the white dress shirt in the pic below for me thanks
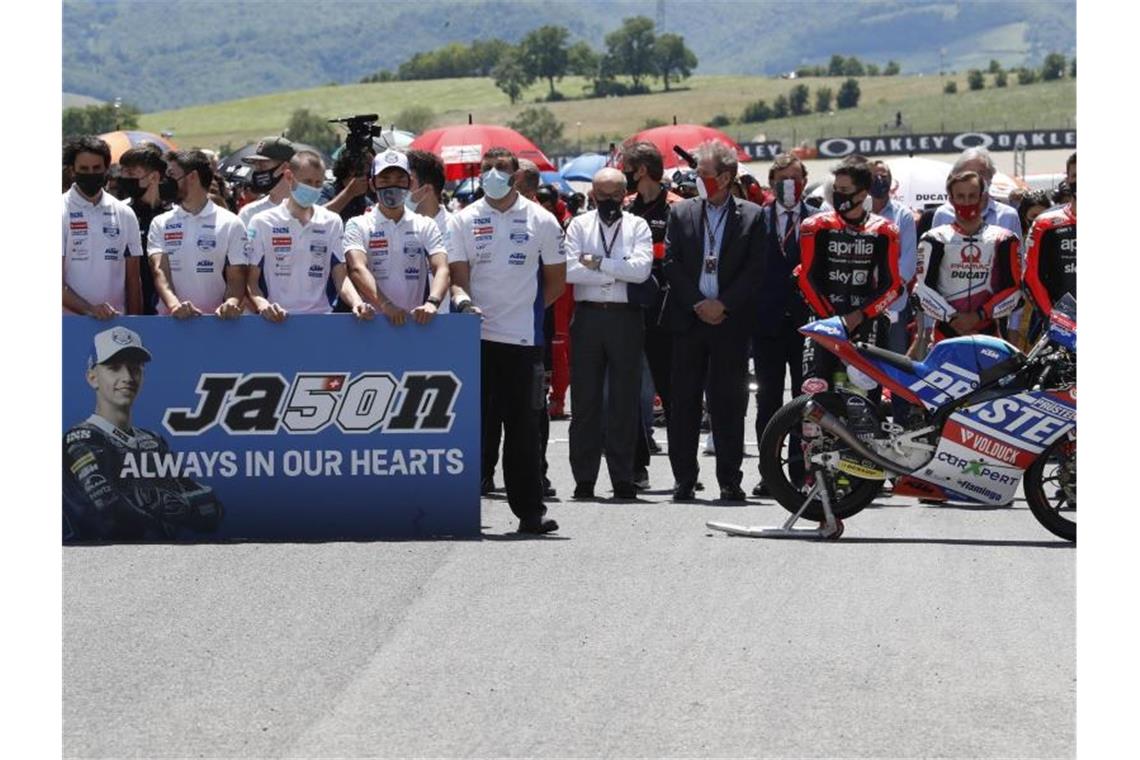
[564,210,653,303]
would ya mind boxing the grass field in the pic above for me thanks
[138,74,1076,155]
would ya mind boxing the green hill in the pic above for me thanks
[138,74,1076,157]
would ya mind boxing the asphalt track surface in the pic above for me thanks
[64,415,1075,759]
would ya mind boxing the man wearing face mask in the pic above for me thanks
[119,143,174,315]
[245,151,374,321]
[62,136,143,318]
[749,153,826,497]
[147,150,248,319]
[344,150,449,326]
[564,167,654,500]
[446,147,567,534]
[798,155,903,395]
[930,147,1021,239]
[238,136,296,227]
[911,170,1021,345]
[406,149,452,257]
[661,140,766,502]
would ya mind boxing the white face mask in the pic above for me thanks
[481,169,513,200]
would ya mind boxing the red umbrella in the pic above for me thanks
[621,124,750,171]
[410,124,555,182]
[98,130,179,164]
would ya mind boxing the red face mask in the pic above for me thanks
[697,175,720,199]
[953,201,982,222]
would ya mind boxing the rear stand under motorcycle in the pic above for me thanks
[707,468,845,540]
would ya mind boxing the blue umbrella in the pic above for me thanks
[540,171,574,195]
[559,152,608,182]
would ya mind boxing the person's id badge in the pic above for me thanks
[704,255,718,274]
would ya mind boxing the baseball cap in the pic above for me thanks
[242,136,296,164]
[89,326,152,368]
[371,149,410,178]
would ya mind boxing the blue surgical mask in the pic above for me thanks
[404,185,423,214]
[290,181,322,208]
[481,169,513,200]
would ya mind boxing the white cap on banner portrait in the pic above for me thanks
[371,149,410,178]
[90,326,153,367]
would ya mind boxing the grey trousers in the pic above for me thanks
[568,304,645,487]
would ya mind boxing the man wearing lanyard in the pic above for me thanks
[564,168,653,500]
[661,141,765,502]
[750,153,826,497]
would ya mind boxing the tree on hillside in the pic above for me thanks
[788,84,810,115]
[286,109,338,153]
[1070,57,1076,77]
[521,25,570,98]
[815,86,833,113]
[1017,67,1039,85]
[988,59,1003,74]
[469,39,510,76]
[995,69,1008,87]
[943,81,958,94]
[1042,52,1066,81]
[606,16,657,89]
[493,48,533,105]
[836,78,861,108]
[883,60,901,76]
[967,70,985,90]
[654,33,697,91]
[567,41,599,77]
[866,63,880,76]
[741,99,772,123]
[507,107,564,152]
[62,102,140,137]
[772,94,789,119]
[828,54,846,76]
[394,106,435,134]
[843,56,865,77]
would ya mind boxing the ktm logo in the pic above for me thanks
[959,243,983,264]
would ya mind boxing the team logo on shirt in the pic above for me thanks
[69,211,83,219]
[70,219,88,235]
[103,247,119,261]
[369,232,388,251]
[473,217,490,225]
[312,227,327,235]
[272,236,291,253]
[164,231,183,244]
[960,243,983,264]
[510,231,529,243]
[102,225,119,238]
[308,264,325,279]
[197,237,217,251]
[508,252,527,265]
[473,225,493,236]
[404,266,420,280]
[271,226,289,234]
[196,259,215,273]
[310,244,327,255]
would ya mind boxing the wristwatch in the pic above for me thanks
[426,295,443,307]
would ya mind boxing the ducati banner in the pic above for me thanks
[62,315,481,542]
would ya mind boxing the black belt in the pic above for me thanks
[577,301,641,311]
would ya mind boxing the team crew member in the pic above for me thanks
[447,147,566,534]
[119,143,175,314]
[1024,152,1077,319]
[798,154,903,391]
[931,147,1021,238]
[63,326,223,542]
[912,170,1022,344]
[238,136,296,226]
[750,153,825,497]
[564,167,653,500]
[246,151,374,320]
[661,141,766,502]
[344,150,449,325]
[406,148,453,311]
[62,135,143,318]
[623,141,683,487]
[147,150,248,318]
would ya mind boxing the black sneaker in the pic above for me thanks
[612,482,638,500]
[573,482,595,500]
[672,484,696,501]
[719,485,747,502]
[543,477,557,498]
[517,517,559,534]
[751,482,770,498]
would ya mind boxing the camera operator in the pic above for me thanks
[322,115,381,222]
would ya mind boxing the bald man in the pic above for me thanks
[564,168,654,499]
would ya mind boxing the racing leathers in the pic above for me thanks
[1023,203,1076,318]
[63,414,223,542]
[797,210,903,391]
[913,222,1021,342]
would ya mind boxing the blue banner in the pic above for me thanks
[62,315,481,541]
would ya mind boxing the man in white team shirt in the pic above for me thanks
[62,135,143,318]
[344,149,450,326]
[406,148,452,312]
[246,150,374,321]
[237,136,296,227]
[564,167,653,501]
[447,147,566,534]
[148,150,248,318]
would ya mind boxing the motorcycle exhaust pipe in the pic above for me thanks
[804,399,912,476]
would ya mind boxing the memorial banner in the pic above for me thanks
[62,315,481,542]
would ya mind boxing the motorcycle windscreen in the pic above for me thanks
[1048,292,1076,352]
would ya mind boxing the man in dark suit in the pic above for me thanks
[751,153,827,496]
[662,141,766,501]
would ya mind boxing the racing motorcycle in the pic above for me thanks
[711,294,1076,542]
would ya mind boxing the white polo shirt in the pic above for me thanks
[446,195,565,346]
[238,195,278,227]
[343,206,446,313]
[62,187,141,312]
[147,200,249,314]
[432,206,452,313]
[247,203,345,314]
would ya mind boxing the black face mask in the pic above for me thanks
[74,172,107,197]
[596,198,623,225]
[117,177,144,201]
[249,165,282,193]
[831,188,864,214]
[869,175,890,200]
[624,170,638,192]
[159,176,180,204]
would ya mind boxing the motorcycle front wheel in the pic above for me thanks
[1024,434,1076,542]
[759,393,883,522]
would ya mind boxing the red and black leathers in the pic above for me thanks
[1024,203,1076,317]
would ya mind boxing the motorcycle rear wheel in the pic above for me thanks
[1024,434,1076,542]
[759,393,883,522]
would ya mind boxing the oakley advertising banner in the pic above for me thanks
[62,315,481,542]
[816,129,1076,158]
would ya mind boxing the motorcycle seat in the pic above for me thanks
[855,342,918,375]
